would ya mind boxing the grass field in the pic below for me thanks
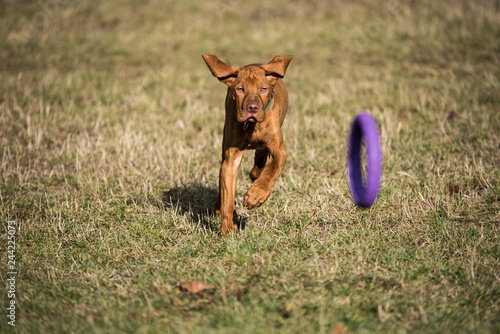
[1,0,499,332]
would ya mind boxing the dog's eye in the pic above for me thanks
[261,87,268,92]
[236,87,245,93]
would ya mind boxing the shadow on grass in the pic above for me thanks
[162,182,247,233]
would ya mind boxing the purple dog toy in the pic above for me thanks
[347,112,382,207]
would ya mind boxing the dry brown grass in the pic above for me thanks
[1,0,499,332]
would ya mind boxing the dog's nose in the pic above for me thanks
[246,103,259,114]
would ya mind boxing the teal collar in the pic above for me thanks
[265,90,274,112]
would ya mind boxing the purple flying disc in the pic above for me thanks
[347,112,382,207]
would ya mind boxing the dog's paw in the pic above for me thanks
[221,222,238,236]
[243,184,270,209]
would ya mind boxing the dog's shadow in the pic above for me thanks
[162,182,246,233]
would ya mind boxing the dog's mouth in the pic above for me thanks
[240,114,258,123]
[242,117,257,130]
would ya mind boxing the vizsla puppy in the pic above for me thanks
[202,54,293,235]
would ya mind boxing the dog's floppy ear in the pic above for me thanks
[202,54,239,86]
[262,55,293,84]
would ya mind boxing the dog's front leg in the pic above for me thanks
[217,146,244,235]
[243,137,286,209]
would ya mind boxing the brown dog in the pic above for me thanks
[202,54,293,235]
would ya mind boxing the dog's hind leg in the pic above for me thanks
[250,147,269,182]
